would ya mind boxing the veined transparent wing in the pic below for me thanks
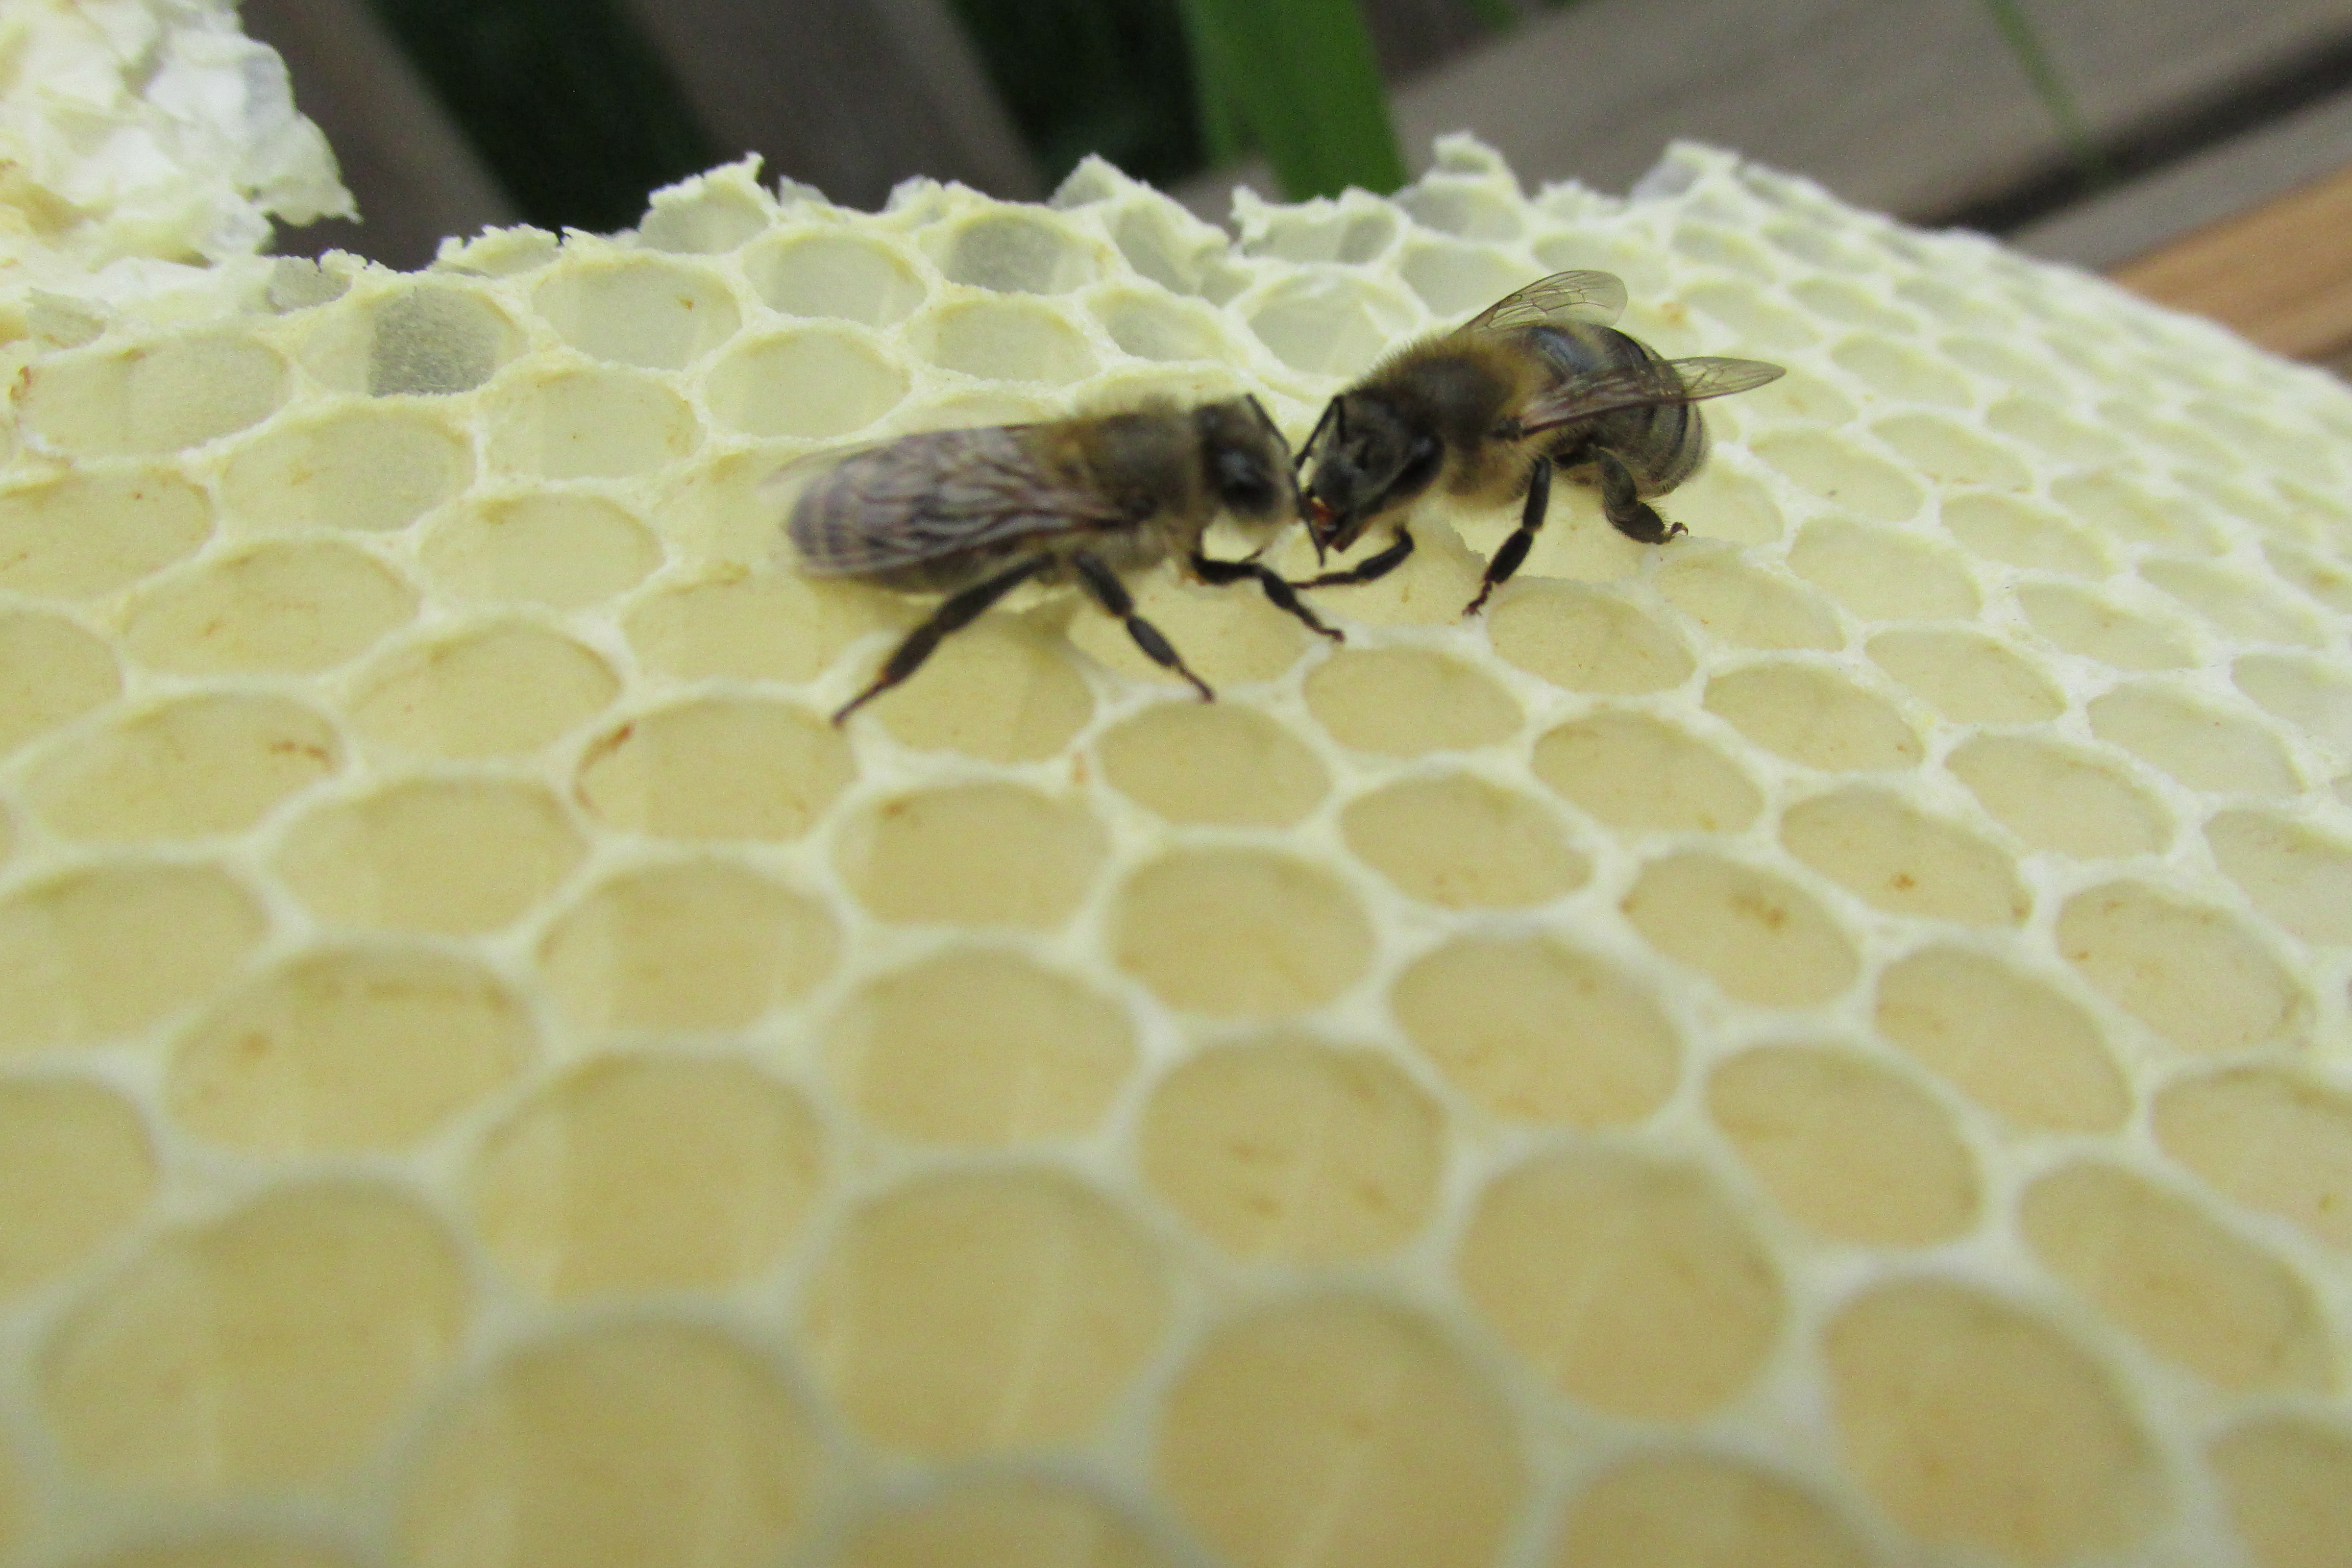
[787,425,1124,576]
[1518,356,1784,434]
[1461,270,1629,334]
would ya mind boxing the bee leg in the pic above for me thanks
[1592,448,1682,545]
[1074,551,1215,701]
[832,556,1049,724]
[1464,454,1552,616]
[1192,552,1344,642]
[1294,528,1414,590]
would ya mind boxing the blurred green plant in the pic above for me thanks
[942,0,1206,187]
[1981,0,2113,189]
[1177,0,1406,198]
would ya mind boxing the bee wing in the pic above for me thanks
[1461,270,1629,334]
[1518,356,1785,434]
[787,425,1126,576]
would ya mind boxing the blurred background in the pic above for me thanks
[244,0,2352,375]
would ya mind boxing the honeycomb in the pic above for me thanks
[2,85,2351,1568]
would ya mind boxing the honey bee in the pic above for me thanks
[788,396,1339,722]
[1296,270,1784,613]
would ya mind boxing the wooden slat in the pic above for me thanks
[1180,0,2352,222]
[2113,161,2352,362]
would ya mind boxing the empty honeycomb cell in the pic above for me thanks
[538,859,837,1033]
[1398,241,1529,315]
[1865,627,2064,723]
[0,608,120,755]
[1090,290,1230,361]
[1245,273,1419,378]
[531,255,741,370]
[1138,1034,1443,1263]
[1066,572,1321,691]
[1741,366,1859,430]
[0,862,266,1051]
[423,492,662,608]
[0,1077,154,1296]
[1944,735,2171,859]
[1341,773,1588,910]
[1752,431,1923,521]
[2235,654,2352,757]
[275,777,585,935]
[2207,811,2352,944]
[1553,1457,1871,1568]
[1683,283,1815,352]
[1942,335,2072,399]
[2087,682,2301,795]
[1156,1296,1522,1568]
[2144,558,2328,647]
[2154,1067,2352,1250]
[300,283,519,397]
[1112,848,1372,1017]
[2263,539,2352,614]
[1458,1147,1782,1419]
[1241,205,1398,264]
[576,698,853,841]
[804,1166,1165,1456]
[840,1478,1164,1568]
[2209,1417,2352,1568]
[626,570,902,683]
[1621,852,1860,1007]
[838,782,1104,928]
[2020,1160,2330,1392]
[864,618,1095,761]
[2017,584,2198,672]
[1823,1280,2161,1564]
[2051,471,2221,554]
[219,406,470,532]
[747,231,929,326]
[27,693,339,841]
[1873,946,2130,1132]
[398,1320,823,1568]
[1095,702,1328,827]
[825,947,1134,1144]
[1939,492,2111,575]
[914,298,1098,383]
[639,178,770,254]
[1872,414,2034,491]
[706,328,908,439]
[1303,647,1520,754]
[167,946,532,1154]
[1392,932,1679,1126]
[1532,710,1762,834]
[352,622,617,759]
[61,1540,361,1568]
[941,211,1102,293]
[1488,581,1695,695]
[1830,334,1971,406]
[1110,202,1219,289]
[1654,548,1844,650]
[40,1182,468,1495]
[122,540,419,675]
[1402,182,1520,240]
[467,1053,824,1298]
[1709,1045,1977,1245]
[1985,396,2130,466]
[1702,663,1923,771]
[485,368,700,478]
[0,468,211,599]
[21,333,286,456]
[1787,278,1907,333]
[1780,787,2029,924]
[2057,881,2304,1055]
[1785,518,1981,621]
[1667,463,1787,545]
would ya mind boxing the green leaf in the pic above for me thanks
[1177,0,1406,198]
[1981,0,2113,189]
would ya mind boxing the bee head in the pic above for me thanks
[1194,396,1300,527]
[1302,392,1441,557]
